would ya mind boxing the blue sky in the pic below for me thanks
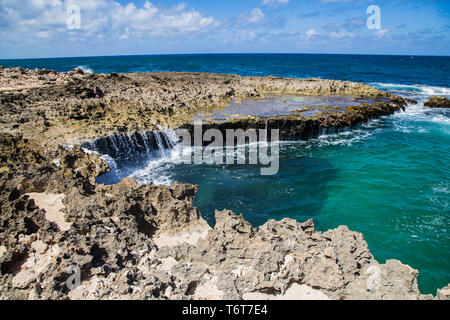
[0,0,449,58]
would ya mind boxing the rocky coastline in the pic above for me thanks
[0,66,412,146]
[0,67,448,300]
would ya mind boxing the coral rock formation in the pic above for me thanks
[424,96,450,108]
[0,68,447,300]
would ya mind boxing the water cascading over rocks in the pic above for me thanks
[82,131,178,162]
[81,131,180,185]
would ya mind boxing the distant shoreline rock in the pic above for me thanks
[424,95,450,109]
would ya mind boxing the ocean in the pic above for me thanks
[1,53,449,294]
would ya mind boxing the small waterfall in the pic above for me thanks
[82,131,180,185]
[317,126,349,137]
[82,131,178,162]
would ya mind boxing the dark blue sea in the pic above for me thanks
[1,53,449,87]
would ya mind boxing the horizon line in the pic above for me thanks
[1,52,450,61]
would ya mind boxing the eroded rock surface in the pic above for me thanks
[424,96,450,108]
[0,135,447,300]
[0,68,446,300]
[0,67,410,147]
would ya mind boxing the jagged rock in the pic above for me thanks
[0,133,46,167]
[0,67,405,148]
[58,145,110,185]
[0,158,446,300]
[0,69,447,300]
[2,142,438,300]
[437,285,450,300]
[424,96,450,108]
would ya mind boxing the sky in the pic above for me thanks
[0,0,449,59]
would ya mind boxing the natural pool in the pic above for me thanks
[89,88,449,295]
[194,95,385,121]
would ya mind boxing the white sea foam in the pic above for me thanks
[430,182,449,212]
[391,99,450,126]
[131,161,175,186]
[367,82,450,132]
[370,82,450,96]
[76,65,93,74]
[90,79,449,187]
[130,139,286,186]
[300,128,377,148]
[430,115,450,126]
[433,183,450,195]
[129,143,192,186]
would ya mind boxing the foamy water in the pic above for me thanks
[75,65,93,74]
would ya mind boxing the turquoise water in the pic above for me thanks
[3,54,449,294]
[131,88,450,295]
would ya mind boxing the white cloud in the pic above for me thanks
[329,30,355,39]
[110,1,219,37]
[262,0,290,7]
[306,29,317,40]
[249,8,265,23]
[243,8,265,23]
[374,29,389,38]
[319,0,352,2]
[0,0,219,43]
[235,8,269,28]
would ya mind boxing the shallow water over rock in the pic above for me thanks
[194,95,386,121]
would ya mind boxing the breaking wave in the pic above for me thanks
[75,65,94,74]
[370,82,450,97]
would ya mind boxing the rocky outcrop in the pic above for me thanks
[0,67,406,148]
[0,69,447,300]
[183,99,407,142]
[436,285,450,300]
[424,96,450,108]
[58,146,110,185]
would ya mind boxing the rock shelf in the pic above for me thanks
[1,67,446,300]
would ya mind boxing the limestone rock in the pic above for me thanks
[424,96,450,108]
[59,145,110,185]
[437,285,450,300]
[0,68,446,300]
[0,67,404,148]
